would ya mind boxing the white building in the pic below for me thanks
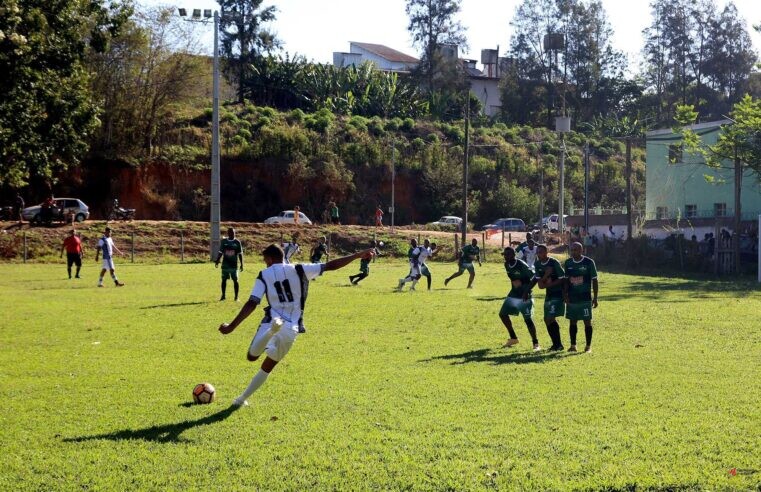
[333,42,419,73]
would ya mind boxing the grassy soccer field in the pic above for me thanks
[1,260,759,490]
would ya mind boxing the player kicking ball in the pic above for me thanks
[563,242,599,353]
[219,244,374,407]
[499,247,541,351]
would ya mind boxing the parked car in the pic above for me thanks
[481,218,526,232]
[545,214,569,232]
[23,198,90,224]
[428,216,463,228]
[264,210,312,225]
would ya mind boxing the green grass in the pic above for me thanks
[1,260,759,490]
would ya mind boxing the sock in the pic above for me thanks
[426,275,432,290]
[355,273,367,284]
[526,319,539,344]
[221,279,227,298]
[233,281,239,299]
[67,267,72,278]
[75,267,81,277]
[411,278,419,289]
[111,272,119,284]
[570,323,578,346]
[248,324,278,358]
[502,318,518,339]
[551,321,562,346]
[98,276,104,285]
[585,324,593,347]
[236,369,270,401]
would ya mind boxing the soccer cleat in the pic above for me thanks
[115,282,124,287]
[467,285,473,289]
[444,278,450,287]
[75,275,81,279]
[584,345,592,353]
[503,338,519,348]
[396,279,404,290]
[270,317,284,335]
[409,286,416,291]
[567,345,578,352]
[97,284,104,288]
[533,343,542,352]
[232,398,249,407]
[219,296,226,301]
[549,345,564,352]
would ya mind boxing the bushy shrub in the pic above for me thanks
[237,128,252,141]
[287,109,305,125]
[305,108,335,133]
[385,117,403,131]
[368,116,385,136]
[348,115,369,132]
[426,133,440,144]
[401,117,415,131]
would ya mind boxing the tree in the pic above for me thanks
[0,0,129,189]
[675,96,761,272]
[219,0,278,103]
[88,6,206,157]
[405,0,467,93]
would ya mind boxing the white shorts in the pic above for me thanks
[101,259,115,270]
[249,321,298,362]
[407,264,421,279]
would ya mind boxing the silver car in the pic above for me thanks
[23,198,90,224]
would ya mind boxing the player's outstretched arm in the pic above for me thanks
[323,249,373,272]
[219,298,259,334]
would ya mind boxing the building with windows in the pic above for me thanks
[645,120,761,232]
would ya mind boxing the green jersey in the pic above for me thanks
[505,259,533,299]
[564,256,598,303]
[311,243,328,262]
[219,238,242,269]
[534,257,565,299]
[330,206,339,218]
[460,244,480,265]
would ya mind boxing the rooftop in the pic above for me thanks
[350,42,419,64]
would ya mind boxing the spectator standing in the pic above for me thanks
[375,205,384,227]
[330,201,340,225]
[294,206,301,225]
[14,193,24,224]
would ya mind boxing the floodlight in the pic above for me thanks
[178,8,187,16]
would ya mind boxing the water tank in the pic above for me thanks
[543,33,565,51]
[481,49,498,65]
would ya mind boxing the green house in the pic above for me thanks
[645,120,761,222]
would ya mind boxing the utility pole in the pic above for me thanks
[733,146,742,274]
[538,153,544,243]
[391,140,396,233]
[210,9,221,260]
[461,94,470,244]
[559,135,565,241]
[625,138,632,242]
[584,142,590,233]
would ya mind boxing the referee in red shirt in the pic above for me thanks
[61,229,84,279]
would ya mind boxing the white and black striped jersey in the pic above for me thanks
[250,263,324,323]
[282,242,300,264]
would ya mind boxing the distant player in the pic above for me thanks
[528,244,565,350]
[218,244,374,407]
[563,242,599,353]
[282,233,301,264]
[444,238,481,289]
[516,232,533,255]
[310,236,329,263]
[214,227,244,301]
[518,235,539,272]
[95,227,124,287]
[61,229,83,279]
[396,238,422,291]
[499,247,541,351]
[417,239,439,290]
[349,241,381,285]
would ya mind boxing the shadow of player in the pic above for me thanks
[420,348,567,366]
[63,405,240,444]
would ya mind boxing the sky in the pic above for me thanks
[154,0,761,71]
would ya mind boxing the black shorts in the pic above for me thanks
[67,253,82,268]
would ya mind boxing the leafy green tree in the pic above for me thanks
[675,96,761,271]
[219,0,278,103]
[405,0,467,94]
[0,0,130,188]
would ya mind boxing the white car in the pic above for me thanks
[23,198,90,224]
[546,214,569,232]
[264,210,312,225]
[428,215,462,227]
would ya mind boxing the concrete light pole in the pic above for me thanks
[179,7,220,260]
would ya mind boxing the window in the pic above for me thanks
[668,144,683,163]
[656,206,668,219]
[714,203,726,217]
[685,204,697,218]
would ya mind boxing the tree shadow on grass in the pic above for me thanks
[140,301,208,309]
[420,348,569,366]
[63,405,240,443]
[476,296,505,302]
[602,279,760,302]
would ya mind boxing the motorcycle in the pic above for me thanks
[108,200,136,221]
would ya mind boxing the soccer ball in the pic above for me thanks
[378,241,384,247]
[192,383,216,404]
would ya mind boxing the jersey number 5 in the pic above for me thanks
[273,280,294,303]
